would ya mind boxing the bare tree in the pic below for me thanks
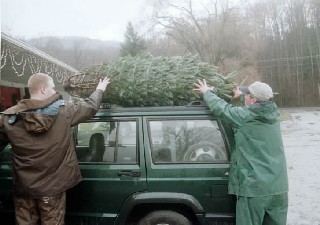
[148,0,248,66]
[248,0,320,106]
[72,40,86,69]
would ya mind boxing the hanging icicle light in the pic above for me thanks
[1,41,76,84]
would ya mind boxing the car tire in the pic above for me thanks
[137,210,192,225]
[183,141,227,162]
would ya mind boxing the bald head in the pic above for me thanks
[28,73,56,99]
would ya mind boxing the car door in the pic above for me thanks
[0,145,14,223]
[67,117,147,224]
[143,115,235,220]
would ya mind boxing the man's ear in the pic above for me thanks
[40,86,46,94]
[251,97,258,104]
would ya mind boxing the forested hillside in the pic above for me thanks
[25,0,320,107]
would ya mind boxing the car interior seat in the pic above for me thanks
[84,133,105,162]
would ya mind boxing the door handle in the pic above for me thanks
[118,171,140,177]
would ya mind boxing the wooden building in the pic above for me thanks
[0,32,78,110]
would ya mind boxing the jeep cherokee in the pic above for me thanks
[0,103,236,225]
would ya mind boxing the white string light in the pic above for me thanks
[11,57,27,77]
[1,42,74,83]
[10,48,25,66]
[1,48,8,69]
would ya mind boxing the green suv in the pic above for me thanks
[0,103,236,225]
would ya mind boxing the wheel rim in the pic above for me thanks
[184,144,226,161]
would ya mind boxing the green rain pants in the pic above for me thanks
[236,193,288,225]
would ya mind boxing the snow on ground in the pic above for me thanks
[280,108,320,225]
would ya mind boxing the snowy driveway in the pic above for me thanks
[280,108,320,225]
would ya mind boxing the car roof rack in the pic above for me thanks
[186,101,206,107]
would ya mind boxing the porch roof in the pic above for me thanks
[1,32,78,90]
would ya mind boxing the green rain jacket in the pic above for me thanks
[204,91,288,197]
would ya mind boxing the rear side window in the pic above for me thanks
[149,119,228,163]
[75,120,137,164]
[0,144,13,163]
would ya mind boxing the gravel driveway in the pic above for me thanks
[280,108,320,225]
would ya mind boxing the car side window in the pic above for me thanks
[75,121,137,164]
[0,144,13,163]
[149,119,228,163]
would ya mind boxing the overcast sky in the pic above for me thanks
[1,0,150,41]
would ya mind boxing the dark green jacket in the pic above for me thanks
[204,91,288,197]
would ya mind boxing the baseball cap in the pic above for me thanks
[248,81,274,101]
[239,86,250,94]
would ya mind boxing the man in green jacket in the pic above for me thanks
[194,79,288,225]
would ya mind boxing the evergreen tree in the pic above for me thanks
[120,22,146,57]
[65,54,237,107]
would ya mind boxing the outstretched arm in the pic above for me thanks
[69,77,111,126]
[193,79,214,94]
[193,79,250,128]
[96,77,110,92]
